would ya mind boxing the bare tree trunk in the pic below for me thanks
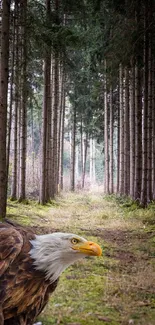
[117,91,120,193]
[0,0,11,218]
[147,42,152,201]
[134,63,142,200]
[104,60,109,193]
[19,0,27,202]
[60,83,65,190]
[140,2,149,206]
[152,58,155,199]
[39,0,51,204]
[57,65,63,191]
[80,115,83,188]
[124,66,130,195]
[48,59,54,197]
[45,47,51,201]
[82,132,88,188]
[70,106,76,191]
[7,9,15,183]
[90,138,96,185]
[109,85,113,194]
[40,55,49,203]
[11,0,19,200]
[51,53,59,197]
[30,97,35,188]
[129,62,135,199]
[90,137,93,185]
[119,64,124,194]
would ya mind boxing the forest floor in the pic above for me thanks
[7,192,155,325]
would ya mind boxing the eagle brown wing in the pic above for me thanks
[0,224,23,277]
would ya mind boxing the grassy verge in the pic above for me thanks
[6,192,155,325]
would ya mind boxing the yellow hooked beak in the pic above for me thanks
[72,241,102,256]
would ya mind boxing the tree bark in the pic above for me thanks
[140,2,149,206]
[147,22,152,201]
[19,0,27,202]
[0,0,11,218]
[129,63,135,199]
[134,63,142,200]
[39,0,51,204]
[82,132,88,188]
[60,81,65,190]
[104,60,109,194]
[70,106,76,191]
[119,64,124,194]
[109,85,113,194]
[7,8,15,183]
[124,66,130,195]
[152,58,155,199]
[80,115,84,188]
[51,53,59,197]
[117,90,120,193]
[11,0,19,200]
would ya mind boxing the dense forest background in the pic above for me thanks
[0,0,155,218]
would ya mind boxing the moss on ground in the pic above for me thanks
[5,192,155,325]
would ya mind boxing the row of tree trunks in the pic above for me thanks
[104,1,155,206]
[9,0,27,203]
[39,0,66,203]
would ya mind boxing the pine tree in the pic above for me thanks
[0,0,11,218]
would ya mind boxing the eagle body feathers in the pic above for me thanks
[0,221,102,325]
[0,223,58,325]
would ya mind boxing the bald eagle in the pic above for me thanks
[0,221,102,325]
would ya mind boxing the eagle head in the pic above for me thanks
[30,233,102,283]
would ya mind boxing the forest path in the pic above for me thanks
[7,192,155,325]
[38,192,155,325]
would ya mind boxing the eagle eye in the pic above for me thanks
[71,238,79,245]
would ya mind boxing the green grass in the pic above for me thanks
[6,192,155,325]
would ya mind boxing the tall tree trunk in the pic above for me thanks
[152,58,155,199]
[82,132,88,188]
[140,2,149,206]
[147,30,152,201]
[80,115,84,188]
[19,0,27,202]
[30,97,35,188]
[109,85,113,194]
[90,138,96,185]
[134,63,142,200]
[39,0,51,204]
[129,62,135,199]
[45,48,51,201]
[90,137,93,184]
[117,91,120,193]
[70,106,76,191]
[48,59,54,198]
[7,9,15,183]
[0,0,11,218]
[104,60,109,193]
[40,55,49,204]
[119,64,124,194]
[51,53,59,198]
[57,65,63,191]
[11,0,19,200]
[60,83,65,190]
[134,0,142,201]
[124,66,130,195]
